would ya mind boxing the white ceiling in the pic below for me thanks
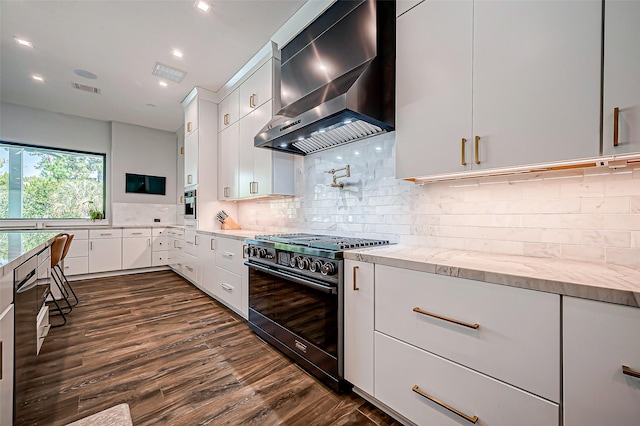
[0,0,309,133]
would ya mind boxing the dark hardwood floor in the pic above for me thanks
[18,271,403,425]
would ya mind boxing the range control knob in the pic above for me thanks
[249,247,258,257]
[258,249,267,258]
[298,257,311,270]
[320,262,336,276]
[310,260,322,273]
[290,256,301,268]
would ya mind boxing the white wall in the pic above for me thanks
[237,134,640,270]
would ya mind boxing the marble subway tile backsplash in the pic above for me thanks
[112,203,177,226]
[237,133,640,269]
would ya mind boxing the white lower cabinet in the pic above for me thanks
[197,234,216,296]
[88,229,123,273]
[344,260,375,395]
[182,253,198,284]
[152,228,170,267]
[167,228,184,273]
[122,229,152,270]
[375,332,559,426]
[214,267,242,312]
[36,304,49,355]
[214,236,247,318]
[62,229,88,276]
[375,265,560,402]
[563,297,640,426]
[0,304,14,426]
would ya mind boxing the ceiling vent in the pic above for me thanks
[71,82,100,94]
[152,62,186,82]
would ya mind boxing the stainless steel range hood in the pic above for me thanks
[255,0,395,156]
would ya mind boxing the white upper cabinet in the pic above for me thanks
[396,0,601,179]
[219,121,239,200]
[603,0,640,155]
[184,98,198,136]
[219,88,240,130]
[184,130,198,188]
[396,0,423,17]
[239,61,273,119]
[238,100,272,198]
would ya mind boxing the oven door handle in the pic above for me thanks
[245,262,337,294]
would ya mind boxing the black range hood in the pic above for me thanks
[255,0,395,156]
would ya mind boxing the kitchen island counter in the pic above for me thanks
[0,231,60,271]
[346,245,640,308]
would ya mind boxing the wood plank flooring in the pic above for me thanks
[18,271,403,425]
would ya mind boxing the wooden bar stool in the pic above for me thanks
[49,234,74,321]
[55,233,79,306]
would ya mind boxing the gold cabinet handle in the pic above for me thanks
[412,385,478,424]
[224,113,229,125]
[474,136,480,165]
[250,94,256,108]
[413,307,479,330]
[622,365,640,379]
[353,265,359,290]
[187,121,192,133]
[613,107,620,147]
[180,195,183,204]
[180,146,184,155]
[461,138,467,166]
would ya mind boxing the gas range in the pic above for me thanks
[245,233,390,286]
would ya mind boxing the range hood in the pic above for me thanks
[255,0,395,156]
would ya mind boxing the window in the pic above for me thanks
[0,142,106,220]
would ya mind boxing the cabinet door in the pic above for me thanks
[563,297,640,426]
[0,304,14,426]
[197,234,216,295]
[219,89,240,129]
[396,0,473,178]
[219,122,239,200]
[239,60,273,119]
[185,98,198,136]
[184,130,198,188]
[88,238,122,273]
[603,0,640,155]
[238,101,271,198]
[176,156,184,207]
[344,260,375,395]
[177,128,185,158]
[250,100,274,196]
[122,237,152,269]
[473,0,601,169]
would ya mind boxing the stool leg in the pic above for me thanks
[55,264,79,306]
[50,269,73,315]
[45,289,67,327]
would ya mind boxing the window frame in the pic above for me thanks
[0,140,107,221]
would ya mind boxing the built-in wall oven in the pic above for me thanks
[184,190,196,219]
[245,234,389,392]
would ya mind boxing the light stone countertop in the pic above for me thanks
[345,245,640,308]
[195,228,258,241]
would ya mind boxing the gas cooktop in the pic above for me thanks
[253,233,390,251]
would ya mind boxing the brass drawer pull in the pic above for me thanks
[187,121,192,133]
[250,94,256,108]
[413,307,479,330]
[622,365,640,379]
[613,107,620,147]
[224,113,230,125]
[353,265,359,291]
[461,138,467,166]
[474,135,480,164]
[412,385,478,424]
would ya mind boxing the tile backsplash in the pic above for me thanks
[237,133,640,270]
[112,203,177,226]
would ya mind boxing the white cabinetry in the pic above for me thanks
[218,58,294,200]
[344,260,374,396]
[0,304,14,426]
[603,0,640,155]
[219,89,239,130]
[167,227,184,274]
[182,229,198,283]
[88,229,122,273]
[396,0,601,179]
[563,297,640,426]
[152,228,170,266]
[214,236,247,317]
[184,131,199,187]
[196,233,216,296]
[62,229,88,276]
[122,228,152,270]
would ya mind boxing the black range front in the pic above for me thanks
[245,238,346,392]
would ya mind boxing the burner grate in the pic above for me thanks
[254,233,389,251]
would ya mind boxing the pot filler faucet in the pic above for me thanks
[325,165,350,188]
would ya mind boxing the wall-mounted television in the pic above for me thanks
[125,173,166,195]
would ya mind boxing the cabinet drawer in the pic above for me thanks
[215,237,244,275]
[63,257,88,276]
[89,229,123,239]
[375,265,560,402]
[167,227,184,237]
[123,228,151,237]
[563,297,640,426]
[66,238,88,258]
[182,253,198,283]
[183,230,197,256]
[63,229,88,240]
[36,304,50,355]
[152,251,169,267]
[152,237,171,251]
[375,332,559,426]
[214,267,242,312]
[152,228,167,237]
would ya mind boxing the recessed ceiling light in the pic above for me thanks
[14,36,33,48]
[32,75,44,82]
[74,69,97,79]
[159,81,168,87]
[172,49,183,59]
[194,0,211,13]
[152,62,186,83]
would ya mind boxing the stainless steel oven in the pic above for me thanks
[184,189,196,219]
[245,234,389,392]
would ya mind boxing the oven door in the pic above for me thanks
[247,262,340,376]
